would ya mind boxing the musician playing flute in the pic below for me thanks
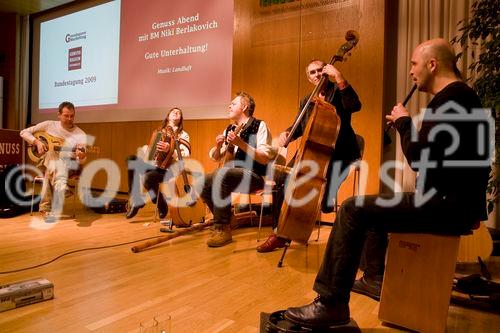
[199,91,275,247]
[20,101,87,222]
[126,107,190,219]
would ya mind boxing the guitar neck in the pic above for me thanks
[54,146,85,153]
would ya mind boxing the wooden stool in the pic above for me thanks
[378,233,460,333]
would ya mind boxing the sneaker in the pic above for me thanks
[207,224,232,247]
[41,211,58,223]
[256,234,289,253]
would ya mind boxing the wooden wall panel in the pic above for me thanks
[233,0,385,199]
[232,0,301,140]
[195,119,230,174]
[111,122,151,192]
[77,122,113,190]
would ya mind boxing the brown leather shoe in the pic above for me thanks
[256,234,289,253]
[285,296,350,328]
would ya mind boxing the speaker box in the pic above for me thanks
[84,195,128,214]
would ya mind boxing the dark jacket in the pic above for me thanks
[287,80,362,166]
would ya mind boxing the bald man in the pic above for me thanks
[273,38,490,328]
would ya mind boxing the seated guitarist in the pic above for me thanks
[199,91,275,247]
[126,107,190,219]
[20,101,87,222]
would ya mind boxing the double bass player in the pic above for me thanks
[256,60,362,252]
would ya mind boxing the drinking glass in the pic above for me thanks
[139,318,158,333]
[154,313,172,333]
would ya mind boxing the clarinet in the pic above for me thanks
[383,84,417,145]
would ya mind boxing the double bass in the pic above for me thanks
[277,30,359,244]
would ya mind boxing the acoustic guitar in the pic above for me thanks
[456,222,493,263]
[27,131,88,165]
[218,122,244,167]
[167,137,206,227]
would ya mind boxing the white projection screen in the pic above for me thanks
[30,0,234,123]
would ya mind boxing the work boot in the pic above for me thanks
[207,224,232,247]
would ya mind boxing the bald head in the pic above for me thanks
[410,38,461,94]
[415,38,458,75]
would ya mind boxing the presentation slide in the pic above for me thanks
[120,0,233,111]
[32,0,234,123]
[39,0,120,109]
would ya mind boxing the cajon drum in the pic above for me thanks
[378,233,460,333]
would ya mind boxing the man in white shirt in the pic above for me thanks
[200,92,275,247]
[20,101,87,222]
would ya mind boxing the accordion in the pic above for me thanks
[145,127,175,170]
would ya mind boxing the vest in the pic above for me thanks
[225,117,267,177]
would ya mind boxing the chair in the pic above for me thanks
[352,134,365,196]
[329,134,365,215]
[30,174,79,218]
[230,146,287,240]
[256,147,287,241]
[30,175,44,215]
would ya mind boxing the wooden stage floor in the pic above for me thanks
[0,205,498,332]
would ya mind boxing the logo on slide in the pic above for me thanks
[68,47,82,71]
[65,31,87,43]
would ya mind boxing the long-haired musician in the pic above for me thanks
[20,101,87,222]
[199,91,276,247]
[125,107,190,219]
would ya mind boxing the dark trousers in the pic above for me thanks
[358,230,387,279]
[126,155,171,211]
[200,167,264,225]
[313,192,474,303]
